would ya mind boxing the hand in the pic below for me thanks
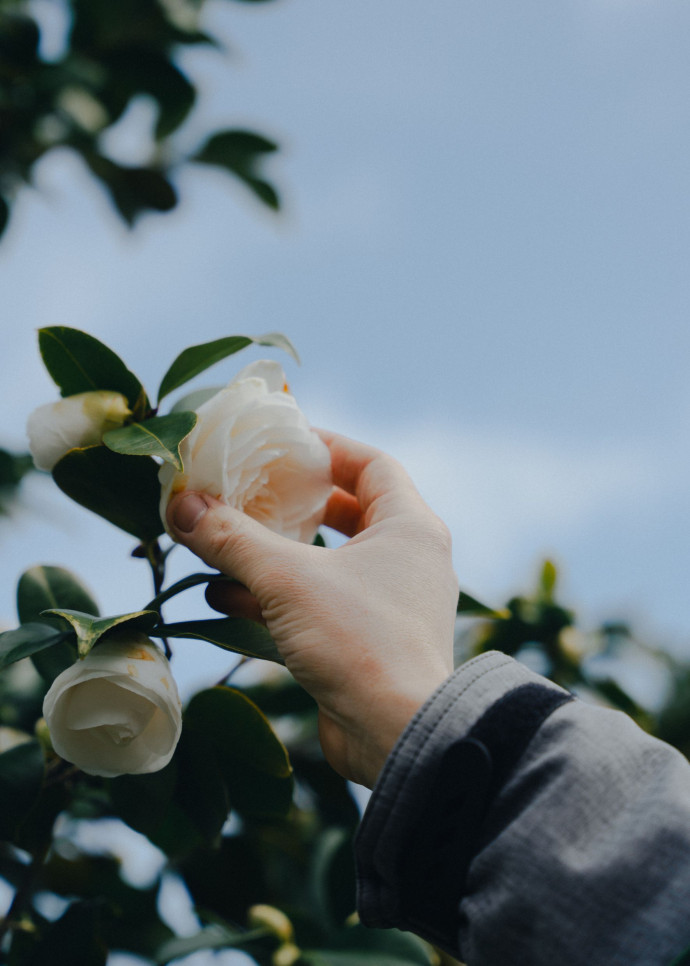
[167,430,458,788]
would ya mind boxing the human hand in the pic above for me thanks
[167,430,458,788]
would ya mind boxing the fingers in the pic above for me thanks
[315,429,380,495]
[322,487,363,537]
[205,581,265,624]
[166,491,301,594]
[316,429,423,525]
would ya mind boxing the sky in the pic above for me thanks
[2,0,690,698]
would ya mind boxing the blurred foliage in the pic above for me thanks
[457,558,690,743]
[0,447,32,514]
[0,577,440,964]
[0,0,282,237]
[1,553,689,962]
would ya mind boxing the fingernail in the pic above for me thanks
[171,492,209,533]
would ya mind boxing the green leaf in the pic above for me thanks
[18,565,100,623]
[85,153,178,227]
[184,687,293,819]
[110,732,229,856]
[52,445,164,541]
[193,128,280,210]
[157,332,300,402]
[103,412,197,470]
[109,758,179,840]
[38,326,146,409]
[309,827,356,927]
[457,590,508,619]
[153,617,284,665]
[42,608,159,658]
[0,740,45,839]
[16,566,94,679]
[0,623,70,670]
[172,728,230,842]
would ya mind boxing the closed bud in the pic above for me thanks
[27,390,132,471]
[248,904,294,943]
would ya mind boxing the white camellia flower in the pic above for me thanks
[42,632,182,778]
[26,390,132,472]
[159,360,332,543]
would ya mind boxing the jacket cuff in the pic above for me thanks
[355,651,571,951]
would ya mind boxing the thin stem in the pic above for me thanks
[144,540,171,658]
[144,572,233,614]
[216,656,249,686]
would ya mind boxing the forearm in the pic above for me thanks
[356,652,690,966]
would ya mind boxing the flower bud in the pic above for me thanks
[42,632,182,777]
[248,904,294,943]
[272,942,301,966]
[27,390,132,471]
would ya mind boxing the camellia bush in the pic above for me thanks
[0,327,444,966]
[1,327,690,965]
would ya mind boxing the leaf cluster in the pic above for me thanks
[0,0,281,237]
[0,561,436,965]
[457,560,690,741]
[37,325,297,543]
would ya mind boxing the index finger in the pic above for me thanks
[315,429,424,525]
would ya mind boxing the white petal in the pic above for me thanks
[43,634,182,777]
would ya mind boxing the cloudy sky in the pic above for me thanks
[2,0,690,696]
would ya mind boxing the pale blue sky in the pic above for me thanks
[2,0,690,685]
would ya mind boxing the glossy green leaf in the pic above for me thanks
[52,445,164,541]
[16,565,92,679]
[157,331,300,402]
[103,411,197,470]
[43,608,159,658]
[0,623,69,670]
[38,326,146,409]
[18,565,99,623]
[0,740,45,839]
[184,686,293,819]
[153,617,283,664]
[193,128,280,210]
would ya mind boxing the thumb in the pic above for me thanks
[166,491,296,592]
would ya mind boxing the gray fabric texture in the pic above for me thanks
[356,651,690,965]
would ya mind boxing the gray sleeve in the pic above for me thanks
[355,651,690,966]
